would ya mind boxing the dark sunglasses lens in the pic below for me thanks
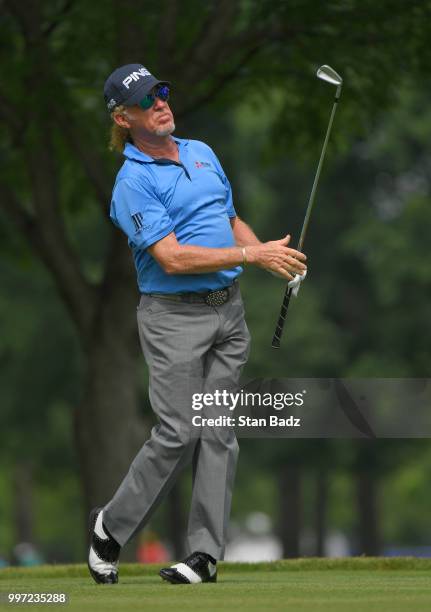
[139,86,169,110]
[139,94,154,110]
[157,85,170,101]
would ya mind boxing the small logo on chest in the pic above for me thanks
[195,161,211,168]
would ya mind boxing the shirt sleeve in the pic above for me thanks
[207,148,237,218]
[110,177,175,249]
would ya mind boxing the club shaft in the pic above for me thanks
[271,85,342,349]
[298,89,341,252]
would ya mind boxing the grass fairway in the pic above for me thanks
[1,558,430,612]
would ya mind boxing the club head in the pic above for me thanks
[316,65,343,86]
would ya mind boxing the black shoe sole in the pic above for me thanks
[87,507,118,585]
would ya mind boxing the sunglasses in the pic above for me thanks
[139,85,170,110]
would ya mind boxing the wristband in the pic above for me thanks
[241,247,247,265]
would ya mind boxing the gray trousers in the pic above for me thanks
[103,282,250,560]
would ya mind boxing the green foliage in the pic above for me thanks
[0,259,80,467]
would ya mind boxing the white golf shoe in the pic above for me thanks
[159,551,217,584]
[87,507,120,584]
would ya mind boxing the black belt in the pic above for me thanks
[146,280,237,307]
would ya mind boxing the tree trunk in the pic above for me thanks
[356,470,380,556]
[73,246,149,560]
[74,336,147,561]
[315,468,327,557]
[278,465,301,558]
[74,344,142,502]
[13,462,34,544]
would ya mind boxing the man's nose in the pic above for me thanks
[153,96,167,110]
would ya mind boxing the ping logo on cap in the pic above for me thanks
[123,67,152,89]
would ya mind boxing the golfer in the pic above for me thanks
[88,63,307,585]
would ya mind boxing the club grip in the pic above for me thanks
[271,287,292,348]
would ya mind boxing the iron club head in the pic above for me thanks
[316,65,343,86]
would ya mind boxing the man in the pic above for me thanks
[88,63,307,585]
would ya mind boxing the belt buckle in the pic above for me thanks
[204,288,229,307]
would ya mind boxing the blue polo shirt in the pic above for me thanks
[110,138,242,294]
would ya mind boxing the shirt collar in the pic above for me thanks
[123,138,188,163]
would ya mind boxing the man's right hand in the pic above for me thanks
[246,234,307,281]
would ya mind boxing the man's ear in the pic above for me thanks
[113,111,131,129]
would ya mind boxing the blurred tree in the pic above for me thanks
[13,463,35,544]
[226,72,431,556]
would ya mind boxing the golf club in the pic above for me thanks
[271,65,343,349]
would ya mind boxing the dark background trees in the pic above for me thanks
[1,0,431,562]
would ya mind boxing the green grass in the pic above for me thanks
[1,559,431,611]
